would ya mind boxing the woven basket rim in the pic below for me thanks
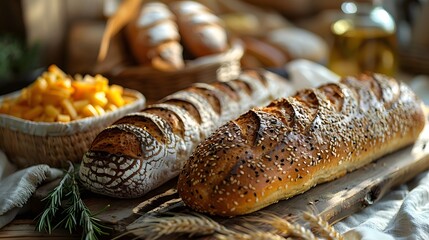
[111,39,244,77]
[0,88,146,137]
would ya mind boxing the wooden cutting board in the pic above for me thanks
[81,119,429,236]
[2,119,429,239]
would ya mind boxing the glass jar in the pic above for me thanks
[328,0,397,76]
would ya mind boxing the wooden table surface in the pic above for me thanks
[0,219,80,240]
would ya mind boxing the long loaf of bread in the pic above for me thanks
[177,73,426,216]
[79,69,294,198]
[170,1,228,57]
[126,2,184,71]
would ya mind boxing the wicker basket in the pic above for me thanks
[0,89,146,169]
[107,40,244,102]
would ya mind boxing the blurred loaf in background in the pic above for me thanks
[64,0,330,76]
[5,0,427,84]
[12,0,428,103]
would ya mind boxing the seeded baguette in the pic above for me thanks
[79,69,294,198]
[177,73,426,216]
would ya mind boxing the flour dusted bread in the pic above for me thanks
[170,1,228,57]
[79,69,293,198]
[124,1,232,71]
[177,73,425,216]
[126,2,184,71]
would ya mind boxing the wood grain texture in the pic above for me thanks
[0,220,80,240]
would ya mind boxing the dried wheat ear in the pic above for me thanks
[122,211,343,240]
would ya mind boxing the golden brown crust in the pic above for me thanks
[241,36,288,68]
[79,69,292,198]
[177,73,426,216]
[126,2,184,70]
[170,1,228,57]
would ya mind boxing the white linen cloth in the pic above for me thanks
[0,151,63,228]
[336,171,429,240]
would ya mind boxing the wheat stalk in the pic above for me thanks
[216,222,289,240]
[249,213,320,240]
[303,212,343,240]
[124,213,236,240]
[215,231,287,240]
[120,209,344,240]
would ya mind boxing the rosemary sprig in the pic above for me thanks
[35,163,110,240]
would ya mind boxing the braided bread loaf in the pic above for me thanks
[79,69,293,198]
[177,73,426,216]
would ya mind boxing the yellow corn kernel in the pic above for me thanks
[56,78,72,89]
[73,100,90,112]
[94,75,109,92]
[110,93,124,107]
[106,88,124,107]
[28,94,43,107]
[109,84,124,95]
[9,105,28,118]
[45,105,60,118]
[82,74,95,83]
[42,116,56,122]
[61,99,78,120]
[23,106,43,120]
[0,102,11,114]
[94,105,105,116]
[48,64,66,77]
[18,88,29,103]
[34,77,48,92]
[51,79,74,96]
[81,104,98,117]
[74,73,83,81]
[46,72,58,85]
[72,81,96,100]
[122,96,135,105]
[105,103,118,112]
[91,92,108,107]
[42,89,71,105]
[57,114,71,122]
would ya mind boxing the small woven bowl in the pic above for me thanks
[0,89,146,169]
[107,39,244,102]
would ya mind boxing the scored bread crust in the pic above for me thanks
[177,73,426,216]
[126,2,185,70]
[170,1,228,57]
[79,69,293,198]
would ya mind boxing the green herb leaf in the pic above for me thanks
[35,163,110,239]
